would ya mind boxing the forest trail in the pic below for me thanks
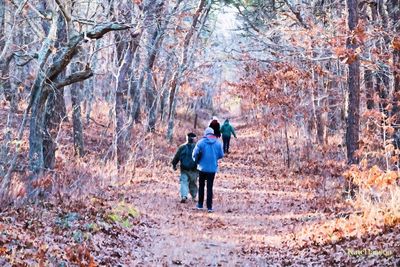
[127,120,329,265]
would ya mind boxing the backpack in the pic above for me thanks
[180,144,197,170]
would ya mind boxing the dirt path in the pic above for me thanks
[126,125,338,266]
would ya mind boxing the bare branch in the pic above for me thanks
[26,1,49,20]
[48,22,134,81]
[234,4,261,34]
[72,18,97,26]
[54,69,94,89]
[55,0,72,24]
[86,22,133,39]
[15,54,37,67]
[0,0,29,61]
[283,0,309,29]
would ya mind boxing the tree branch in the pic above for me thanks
[54,69,94,89]
[283,0,309,29]
[55,0,72,24]
[86,22,133,39]
[234,4,261,34]
[48,22,134,81]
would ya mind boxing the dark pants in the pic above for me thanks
[198,171,216,209]
[222,135,231,153]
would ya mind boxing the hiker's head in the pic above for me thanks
[204,127,214,136]
[186,132,196,143]
[224,118,229,123]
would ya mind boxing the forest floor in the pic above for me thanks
[0,112,399,266]
[124,120,400,266]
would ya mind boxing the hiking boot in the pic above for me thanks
[180,197,187,203]
[207,208,214,213]
[195,204,203,210]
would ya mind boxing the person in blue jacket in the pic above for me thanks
[192,127,224,213]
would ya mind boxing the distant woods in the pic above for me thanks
[233,0,400,173]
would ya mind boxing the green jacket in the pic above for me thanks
[171,142,197,171]
[220,121,236,138]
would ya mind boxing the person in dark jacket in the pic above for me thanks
[172,133,198,203]
[192,127,224,212]
[209,116,221,138]
[220,119,237,154]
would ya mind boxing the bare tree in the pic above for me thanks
[167,0,210,142]
[26,1,132,176]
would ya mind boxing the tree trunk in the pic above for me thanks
[160,54,175,122]
[115,42,135,167]
[375,0,390,116]
[0,94,17,177]
[0,0,4,38]
[284,117,290,168]
[386,0,400,150]
[0,0,13,103]
[364,1,377,111]
[194,113,198,129]
[115,17,142,167]
[0,55,13,102]
[43,89,67,168]
[143,26,162,132]
[55,12,68,120]
[345,0,360,165]
[365,69,374,110]
[128,28,146,125]
[320,71,328,144]
[145,70,158,132]
[28,19,131,173]
[29,82,50,173]
[29,12,60,173]
[84,40,99,124]
[327,62,341,131]
[41,12,70,169]
[167,0,208,142]
[312,65,327,145]
[70,63,85,157]
[140,0,180,132]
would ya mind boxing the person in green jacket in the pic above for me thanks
[171,133,198,203]
[220,119,237,154]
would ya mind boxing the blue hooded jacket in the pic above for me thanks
[192,134,224,173]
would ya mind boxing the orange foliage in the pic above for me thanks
[236,62,313,120]
[344,164,398,190]
[392,36,400,51]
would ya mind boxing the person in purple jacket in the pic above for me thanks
[192,127,224,213]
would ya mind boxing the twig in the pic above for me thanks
[89,117,109,128]
[55,0,72,24]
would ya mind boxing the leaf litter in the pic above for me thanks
[0,118,399,266]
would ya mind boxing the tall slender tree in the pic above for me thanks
[167,0,209,142]
[345,0,360,168]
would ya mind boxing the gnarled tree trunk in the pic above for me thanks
[29,20,131,174]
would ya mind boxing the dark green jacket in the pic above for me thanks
[220,121,236,138]
[171,142,197,171]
